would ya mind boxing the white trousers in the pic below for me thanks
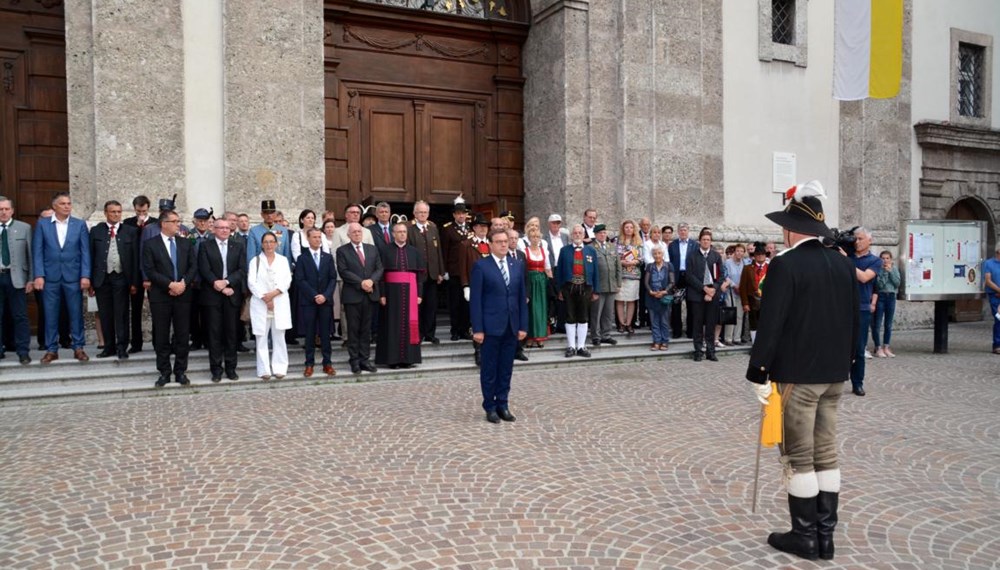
[255,318,288,377]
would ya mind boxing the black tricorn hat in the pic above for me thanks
[765,181,833,240]
[471,213,490,227]
[260,199,277,212]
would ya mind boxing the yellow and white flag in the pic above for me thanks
[833,0,903,100]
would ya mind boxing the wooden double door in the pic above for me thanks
[324,1,528,221]
[359,95,477,205]
[0,3,68,226]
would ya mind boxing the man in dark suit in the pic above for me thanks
[470,228,528,423]
[122,194,156,353]
[33,192,92,364]
[143,210,198,387]
[407,200,445,344]
[685,228,725,361]
[668,223,697,339]
[0,195,33,365]
[441,200,472,341]
[746,180,857,561]
[198,218,246,382]
[295,227,337,377]
[367,201,394,255]
[337,222,384,374]
[90,200,140,360]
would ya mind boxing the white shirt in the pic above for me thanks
[548,231,565,265]
[53,215,70,248]
[309,246,323,268]
[492,254,508,278]
[217,239,228,279]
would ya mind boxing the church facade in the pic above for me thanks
[1,1,997,275]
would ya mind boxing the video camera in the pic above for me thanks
[824,225,859,255]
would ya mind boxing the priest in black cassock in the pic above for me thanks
[376,222,426,369]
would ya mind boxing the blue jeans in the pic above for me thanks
[990,295,1000,350]
[851,310,871,391]
[872,295,896,347]
[647,296,671,345]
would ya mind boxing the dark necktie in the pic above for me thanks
[169,237,178,281]
[1,223,10,267]
[500,258,509,286]
[356,244,365,266]
[383,226,390,243]
[109,224,116,239]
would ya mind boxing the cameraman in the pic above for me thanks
[850,228,881,396]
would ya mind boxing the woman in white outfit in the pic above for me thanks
[248,231,292,380]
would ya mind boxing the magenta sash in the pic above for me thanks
[385,271,420,344]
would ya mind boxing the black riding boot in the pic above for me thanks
[767,494,819,560]
[816,491,839,560]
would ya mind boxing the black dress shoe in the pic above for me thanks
[286,338,299,346]
[117,350,129,360]
[497,409,516,422]
[236,343,250,353]
[360,362,378,373]
[460,332,473,340]
[128,346,142,354]
[351,365,361,375]
[96,349,115,359]
[601,337,618,345]
[210,374,222,383]
[155,375,170,387]
[693,352,704,362]
[485,411,501,423]
[451,334,461,341]
[576,348,591,358]
[706,353,719,362]
[853,387,866,396]
[564,348,576,358]
[424,336,440,345]
[176,374,191,386]
[19,354,31,365]
[591,338,600,347]
[226,371,239,381]
[515,350,529,362]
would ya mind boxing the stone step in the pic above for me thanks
[0,331,751,405]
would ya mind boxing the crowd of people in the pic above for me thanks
[0,192,917,386]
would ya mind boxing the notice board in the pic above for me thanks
[898,220,987,301]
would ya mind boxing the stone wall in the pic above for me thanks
[66,0,186,221]
[223,0,326,219]
[524,0,723,228]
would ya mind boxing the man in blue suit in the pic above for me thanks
[33,192,92,363]
[296,227,337,377]
[470,228,528,424]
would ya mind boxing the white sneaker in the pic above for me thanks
[864,350,873,359]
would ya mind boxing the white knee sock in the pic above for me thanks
[787,471,819,498]
[577,323,589,348]
[750,330,757,343]
[565,324,577,350]
[816,469,841,493]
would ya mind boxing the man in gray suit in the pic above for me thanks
[0,196,34,364]
[589,224,621,346]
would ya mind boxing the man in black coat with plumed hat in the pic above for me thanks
[746,180,857,561]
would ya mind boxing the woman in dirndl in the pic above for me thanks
[524,225,552,348]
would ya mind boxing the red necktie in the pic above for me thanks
[110,224,116,238]
[356,244,365,265]
[383,226,390,243]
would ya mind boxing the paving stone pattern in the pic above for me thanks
[1,323,997,569]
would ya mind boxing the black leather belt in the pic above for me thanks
[0,268,10,273]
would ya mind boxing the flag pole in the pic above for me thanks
[751,403,765,514]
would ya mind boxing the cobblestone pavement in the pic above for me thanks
[1,322,998,569]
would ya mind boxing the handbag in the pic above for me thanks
[720,305,737,325]
[241,257,259,323]
[659,294,674,305]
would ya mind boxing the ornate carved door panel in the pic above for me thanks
[324,1,528,221]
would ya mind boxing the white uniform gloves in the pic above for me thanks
[463,287,470,302]
[754,380,773,405]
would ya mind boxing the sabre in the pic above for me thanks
[751,403,765,514]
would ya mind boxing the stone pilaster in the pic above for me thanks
[839,0,913,244]
[223,0,326,220]
[66,1,186,221]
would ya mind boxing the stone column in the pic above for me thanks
[223,0,326,221]
[66,0,186,221]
